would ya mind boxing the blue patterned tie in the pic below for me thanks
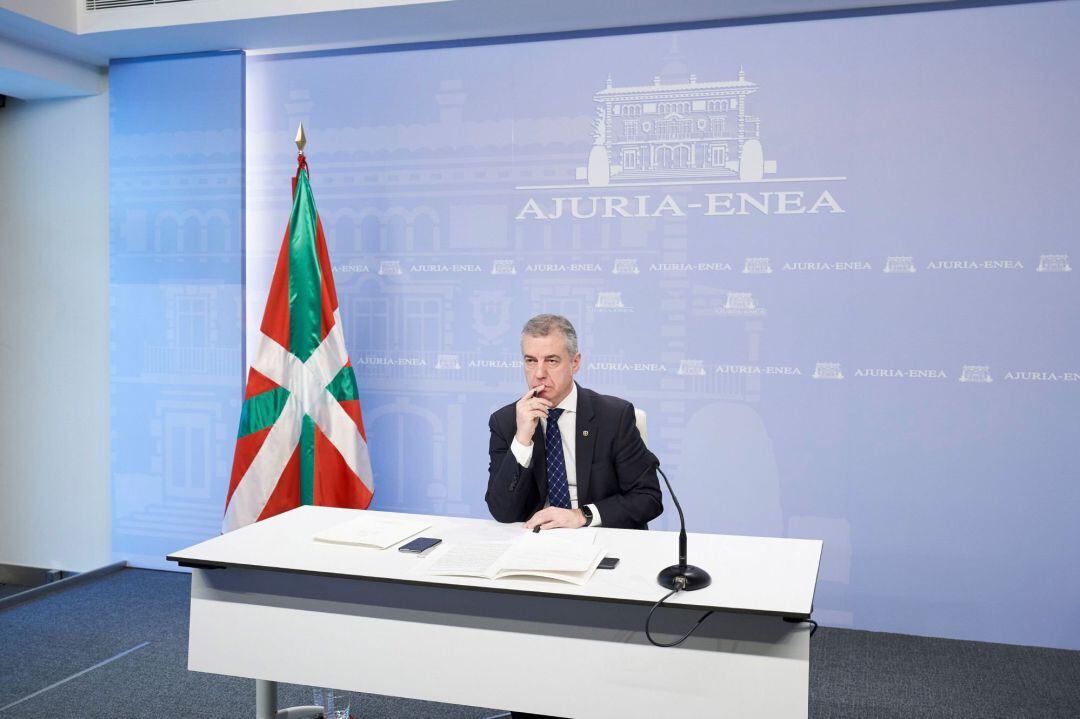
[545,408,571,508]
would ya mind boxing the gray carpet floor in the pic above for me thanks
[0,569,497,719]
[809,623,1080,718]
[1,568,1078,718]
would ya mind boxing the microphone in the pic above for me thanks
[655,464,712,592]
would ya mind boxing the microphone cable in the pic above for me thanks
[644,465,818,646]
[645,585,715,648]
[645,464,715,647]
[646,593,820,647]
[783,616,819,636]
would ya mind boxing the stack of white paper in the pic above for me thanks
[498,532,601,572]
[426,529,605,585]
[313,514,430,549]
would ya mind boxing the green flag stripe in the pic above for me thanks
[288,169,323,363]
[236,387,291,438]
[326,365,360,403]
[299,415,315,505]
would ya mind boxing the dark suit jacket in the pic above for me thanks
[485,384,662,530]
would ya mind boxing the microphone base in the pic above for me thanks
[657,564,712,591]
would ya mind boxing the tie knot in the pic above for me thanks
[548,407,565,422]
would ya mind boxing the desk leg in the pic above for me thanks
[256,679,277,719]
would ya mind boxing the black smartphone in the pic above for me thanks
[598,556,620,570]
[399,537,442,554]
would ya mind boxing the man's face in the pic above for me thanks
[522,331,581,406]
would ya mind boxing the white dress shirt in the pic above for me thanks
[508,383,602,527]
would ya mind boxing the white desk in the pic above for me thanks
[168,506,822,718]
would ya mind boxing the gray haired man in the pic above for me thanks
[485,314,662,532]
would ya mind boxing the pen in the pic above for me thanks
[532,525,541,533]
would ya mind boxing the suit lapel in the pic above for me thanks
[575,384,597,504]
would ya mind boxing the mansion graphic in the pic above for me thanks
[582,67,777,185]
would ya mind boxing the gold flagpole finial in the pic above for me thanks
[295,122,307,154]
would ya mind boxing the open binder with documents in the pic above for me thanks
[426,528,605,585]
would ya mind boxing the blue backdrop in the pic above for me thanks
[109,52,245,569]
[111,3,1079,650]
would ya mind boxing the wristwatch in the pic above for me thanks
[580,505,594,527]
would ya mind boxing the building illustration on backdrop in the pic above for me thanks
[243,50,798,531]
[110,129,243,565]
[581,67,777,186]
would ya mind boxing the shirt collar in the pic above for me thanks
[557,382,578,414]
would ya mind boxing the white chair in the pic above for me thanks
[634,407,649,447]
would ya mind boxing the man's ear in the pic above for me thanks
[571,353,582,374]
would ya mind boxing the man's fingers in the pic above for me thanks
[524,509,549,529]
[533,509,571,530]
[520,385,545,401]
[526,508,578,531]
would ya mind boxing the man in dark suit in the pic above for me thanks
[486,315,663,718]
[486,313,662,533]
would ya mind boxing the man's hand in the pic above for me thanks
[514,385,552,445]
[524,507,586,531]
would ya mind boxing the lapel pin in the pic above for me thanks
[582,430,589,437]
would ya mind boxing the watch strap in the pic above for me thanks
[581,504,594,527]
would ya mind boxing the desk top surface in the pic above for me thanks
[168,506,822,617]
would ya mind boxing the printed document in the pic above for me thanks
[426,529,604,585]
[313,514,430,549]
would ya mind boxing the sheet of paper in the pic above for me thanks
[450,523,522,544]
[495,545,606,585]
[427,542,509,576]
[534,527,597,548]
[313,515,430,549]
[497,532,602,572]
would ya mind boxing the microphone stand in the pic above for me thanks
[656,466,712,591]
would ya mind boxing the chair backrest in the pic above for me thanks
[634,407,649,448]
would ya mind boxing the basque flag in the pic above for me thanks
[223,153,373,532]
